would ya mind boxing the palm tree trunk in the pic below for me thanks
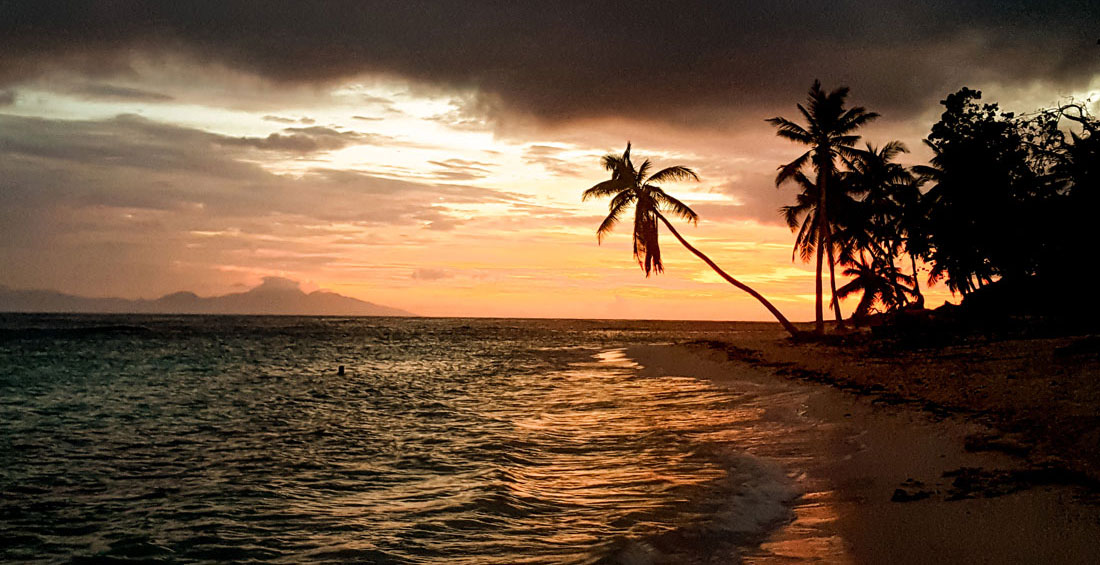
[815,171,829,334]
[910,253,924,308]
[814,221,825,335]
[823,221,845,328]
[656,213,801,338]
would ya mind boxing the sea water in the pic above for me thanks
[0,315,797,563]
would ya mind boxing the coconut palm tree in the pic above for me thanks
[768,81,879,334]
[834,257,916,321]
[779,171,821,265]
[846,142,909,251]
[780,168,864,300]
[891,172,930,308]
[845,143,919,274]
[583,143,801,337]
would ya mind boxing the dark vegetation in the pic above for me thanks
[586,82,1100,339]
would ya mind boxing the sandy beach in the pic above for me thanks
[626,334,1100,563]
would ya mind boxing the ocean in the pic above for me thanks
[0,314,798,563]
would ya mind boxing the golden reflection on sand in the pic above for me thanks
[754,491,854,563]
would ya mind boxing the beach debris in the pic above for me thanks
[944,465,1087,501]
[1054,335,1100,358]
[891,479,933,502]
[891,488,931,502]
[337,365,345,376]
[964,432,1031,457]
[944,467,1019,500]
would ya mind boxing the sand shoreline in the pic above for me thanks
[625,338,1100,563]
[693,329,1100,481]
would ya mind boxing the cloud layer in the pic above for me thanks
[3,1,1097,125]
[0,112,523,296]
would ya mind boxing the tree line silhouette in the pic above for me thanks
[585,81,1099,338]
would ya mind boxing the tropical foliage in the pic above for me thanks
[584,84,1099,335]
[582,143,700,276]
[583,144,801,337]
[768,81,879,333]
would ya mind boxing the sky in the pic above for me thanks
[1,1,1098,320]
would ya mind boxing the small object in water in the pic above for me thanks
[337,365,345,376]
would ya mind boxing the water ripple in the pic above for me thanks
[0,315,794,563]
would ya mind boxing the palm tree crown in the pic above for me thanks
[835,257,916,320]
[582,142,700,276]
[768,80,879,333]
[768,81,880,182]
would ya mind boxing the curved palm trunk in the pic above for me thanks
[656,213,802,338]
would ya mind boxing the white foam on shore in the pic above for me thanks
[596,345,805,561]
[622,341,1100,564]
[715,454,803,538]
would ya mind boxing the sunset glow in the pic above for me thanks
[2,5,1097,320]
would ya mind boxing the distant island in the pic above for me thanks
[0,277,414,317]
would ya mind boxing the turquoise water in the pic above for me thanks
[0,315,794,563]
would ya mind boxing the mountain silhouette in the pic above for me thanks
[0,277,414,316]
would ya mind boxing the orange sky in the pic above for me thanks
[1,5,1097,320]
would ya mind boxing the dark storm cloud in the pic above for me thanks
[2,1,1097,124]
[0,113,258,179]
[71,83,175,102]
[218,126,381,153]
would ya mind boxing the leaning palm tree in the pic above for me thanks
[583,143,800,337]
[768,80,879,334]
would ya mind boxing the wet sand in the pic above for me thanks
[626,339,1100,563]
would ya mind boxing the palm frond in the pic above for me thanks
[601,154,623,173]
[834,276,863,300]
[793,213,816,262]
[781,204,805,230]
[596,191,635,243]
[646,165,699,184]
[582,179,628,201]
[650,186,698,224]
[766,117,811,143]
[796,102,816,131]
[911,163,942,182]
[635,159,653,183]
[837,108,879,132]
[833,135,862,148]
[792,170,817,192]
[776,150,811,186]
[881,140,909,159]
